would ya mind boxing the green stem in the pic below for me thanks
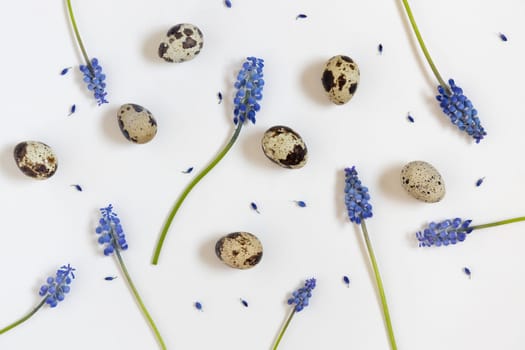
[360,220,397,350]
[272,308,296,350]
[66,0,92,67]
[400,0,450,94]
[470,216,525,231]
[115,249,167,349]
[0,299,46,335]
[152,121,244,265]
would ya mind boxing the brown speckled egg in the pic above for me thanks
[401,161,446,203]
[13,141,57,179]
[261,126,307,169]
[117,104,157,144]
[215,232,263,269]
[158,23,204,63]
[322,55,360,105]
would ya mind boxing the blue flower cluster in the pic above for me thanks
[436,79,486,143]
[233,57,264,124]
[39,265,75,308]
[79,58,108,106]
[344,167,373,224]
[416,218,473,247]
[287,278,316,312]
[95,204,128,256]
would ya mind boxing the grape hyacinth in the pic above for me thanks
[153,56,265,265]
[344,166,373,224]
[272,278,316,349]
[343,167,397,350]
[66,0,109,105]
[400,0,486,142]
[436,79,485,143]
[96,205,166,349]
[0,264,75,335]
[80,58,108,105]
[416,216,525,248]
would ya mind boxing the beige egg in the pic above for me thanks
[401,161,446,203]
[13,141,57,179]
[117,104,157,144]
[215,232,263,269]
[322,55,360,105]
[261,126,307,169]
[158,23,204,63]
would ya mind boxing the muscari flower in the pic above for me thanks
[66,0,108,105]
[96,205,166,349]
[0,264,75,335]
[400,0,486,143]
[343,167,397,350]
[272,278,316,349]
[416,216,525,248]
[152,56,265,265]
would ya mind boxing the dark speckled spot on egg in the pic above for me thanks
[215,232,263,269]
[261,126,308,169]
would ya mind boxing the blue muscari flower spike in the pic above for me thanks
[39,264,76,308]
[233,57,264,125]
[416,218,473,247]
[80,58,108,105]
[436,79,486,143]
[95,204,128,256]
[287,278,316,312]
[344,167,373,224]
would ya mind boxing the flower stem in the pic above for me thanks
[471,216,525,231]
[152,121,244,265]
[114,249,167,349]
[272,308,296,350]
[0,298,46,335]
[400,0,450,94]
[360,220,398,350]
[65,0,92,68]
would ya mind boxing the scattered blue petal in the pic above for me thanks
[407,113,414,123]
[68,104,76,116]
[182,167,194,174]
[60,67,72,75]
[287,278,316,312]
[225,0,232,8]
[104,276,117,281]
[71,184,82,192]
[295,200,307,208]
[475,177,484,187]
[499,33,508,42]
[378,43,383,54]
[463,267,471,278]
[240,299,249,307]
[195,301,203,311]
[250,202,260,214]
[296,14,308,20]
[416,218,473,247]
[343,275,350,287]
[217,91,223,104]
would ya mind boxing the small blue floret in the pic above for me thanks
[416,218,473,247]
[287,278,316,312]
[39,264,75,308]
[95,204,128,255]
[79,58,108,106]
[344,167,373,224]
[233,57,264,124]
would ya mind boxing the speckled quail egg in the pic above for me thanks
[13,141,57,179]
[322,55,360,105]
[158,23,204,63]
[401,161,446,203]
[215,232,263,269]
[117,104,157,144]
[261,126,307,169]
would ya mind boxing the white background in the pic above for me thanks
[1,0,525,349]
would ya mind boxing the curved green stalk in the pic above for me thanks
[360,220,397,350]
[0,299,46,335]
[115,249,167,349]
[152,121,244,265]
[272,308,296,350]
[470,216,525,231]
[401,0,450,94]
[66,0,92,68]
